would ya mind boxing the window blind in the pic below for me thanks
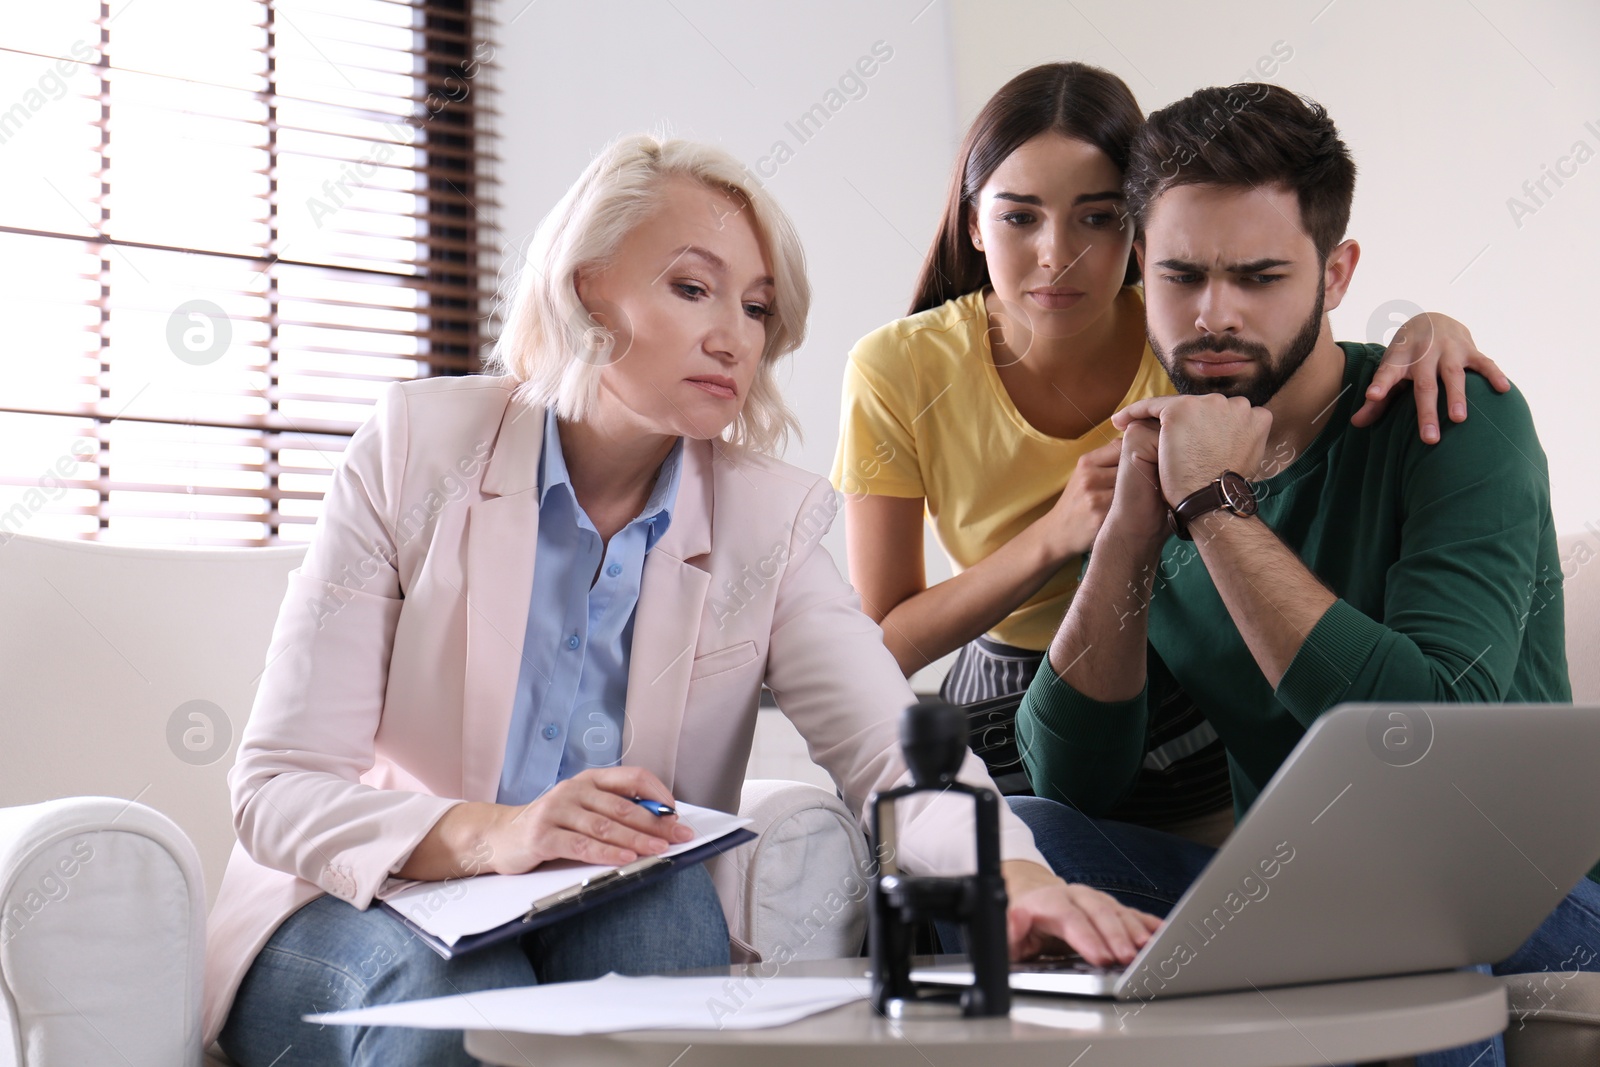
[0,0,499,546]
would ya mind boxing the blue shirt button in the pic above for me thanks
[566,634,579,650]
[542,723,559,740]
[606,562,622,578]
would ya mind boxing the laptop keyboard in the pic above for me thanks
[1011,956,1116,976]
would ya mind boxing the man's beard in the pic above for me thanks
[1150,279,1326,407]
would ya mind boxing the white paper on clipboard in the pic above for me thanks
[377,802,751,946]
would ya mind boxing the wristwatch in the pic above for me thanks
[1167,471,1259,541]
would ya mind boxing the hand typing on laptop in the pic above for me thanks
[1002,859,1164,967]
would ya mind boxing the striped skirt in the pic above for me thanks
[939,635,1233,828]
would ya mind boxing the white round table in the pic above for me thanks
[465,957,1507,1067]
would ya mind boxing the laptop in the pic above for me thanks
[912,702,1600,1001]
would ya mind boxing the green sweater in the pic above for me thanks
[1018,343,1594,883]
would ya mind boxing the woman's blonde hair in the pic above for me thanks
[485,134,809,454]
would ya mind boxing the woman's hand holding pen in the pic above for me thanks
[397,766,693,881]
[487,766,694,871]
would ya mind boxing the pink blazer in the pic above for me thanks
[202,375,1047,1044]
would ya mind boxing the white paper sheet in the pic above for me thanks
[305,972,868,1034]
[377,802,752,946]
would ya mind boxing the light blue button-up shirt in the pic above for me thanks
[496,409,683,806]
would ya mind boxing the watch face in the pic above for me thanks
[1220,472,1259,517]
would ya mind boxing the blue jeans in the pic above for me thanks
[1010,796,1600,1067]
[219,863,730,1067]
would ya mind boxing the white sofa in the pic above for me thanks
[0,532,866,1066]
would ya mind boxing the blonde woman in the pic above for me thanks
[205,135,1161,1067]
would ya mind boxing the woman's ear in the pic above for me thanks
[570,265,632,359]
[966,203,984,252]
[572,268,607,329]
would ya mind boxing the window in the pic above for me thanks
[0,0,499,546]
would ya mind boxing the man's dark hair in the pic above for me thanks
[1124,83,1356,261]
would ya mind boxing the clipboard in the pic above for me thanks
[381,827,756,960]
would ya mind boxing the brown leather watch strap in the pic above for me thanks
[1167,471,1258,541]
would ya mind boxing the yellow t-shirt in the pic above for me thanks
[830,286,1174,651]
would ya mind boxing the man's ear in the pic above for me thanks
[1321,239,1360,312]
[1133,238,1146,277]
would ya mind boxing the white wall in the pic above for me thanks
[947,0,1600,536]
[496,0,960,491]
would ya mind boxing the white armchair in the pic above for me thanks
[0,532,867,1066]
[0,798,205,1066]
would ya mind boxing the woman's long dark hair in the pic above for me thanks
[909,62,1145,316]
